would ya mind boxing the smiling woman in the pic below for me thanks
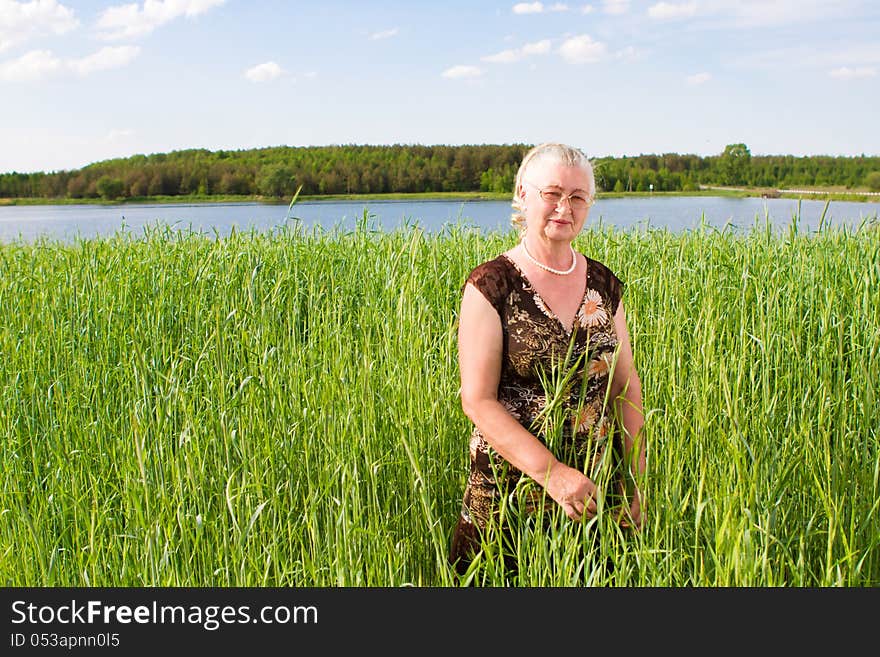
[449,142,647,581]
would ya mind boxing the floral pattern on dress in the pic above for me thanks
[577,288,609,328]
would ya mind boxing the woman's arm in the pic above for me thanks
[610,301,646,528]
[458,282,597,521]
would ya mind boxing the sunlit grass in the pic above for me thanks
[1,212,878,586]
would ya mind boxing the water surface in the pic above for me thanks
[0,196,876,243]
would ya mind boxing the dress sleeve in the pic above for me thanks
[588,258,625,316]
[607,267,625,316]
[461,257,510,320]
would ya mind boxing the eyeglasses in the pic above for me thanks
[523,180,594,211]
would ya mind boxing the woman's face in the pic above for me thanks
[518,159,592,243]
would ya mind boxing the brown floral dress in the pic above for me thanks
[449,252,624,573]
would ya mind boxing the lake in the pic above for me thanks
[0,195,877,243]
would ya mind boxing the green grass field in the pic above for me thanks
[1,213,878,586]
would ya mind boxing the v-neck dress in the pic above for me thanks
[449,252,624,570]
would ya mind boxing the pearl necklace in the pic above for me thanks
[521,241,577,276]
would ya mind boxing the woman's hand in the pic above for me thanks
[544,461,598,522]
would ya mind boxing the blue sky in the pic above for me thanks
[1,0,878,174]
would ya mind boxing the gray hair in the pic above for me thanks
[511,142,596,235]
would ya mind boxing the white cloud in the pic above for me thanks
[511,2,569,14]
[303,70,317,79]
[558,34,606,63]
[648,2,697,20]
[369,28,398,40]
[0,48,60,80]
[69,46,140,75]
[244,61,284,82]
[97,0,225,41]
[441,64,482,79]
[482,39,551,64]
[513,2,544,14]
[0,45,139,81]
[0,0,79,53]
[523,39,552,55]
[602,0,629,14]
[686,71,711,84]
[829,66,876,80]
[482,49,519,64]
[104,128,134,141]
[580,4,594,13]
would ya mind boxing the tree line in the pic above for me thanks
[1,143,879,200]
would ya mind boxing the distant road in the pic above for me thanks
[699,184,880,197]
[777,188,880,196]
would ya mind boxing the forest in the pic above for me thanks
[1,143,879,200]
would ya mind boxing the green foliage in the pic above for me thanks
[866,171,880,191]
[479,166,515,194]
[719,143,752,186]
[1,143,879,200]
[95,175,125,201]
[256,163,296,197]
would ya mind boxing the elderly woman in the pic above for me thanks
[449,142,646,576]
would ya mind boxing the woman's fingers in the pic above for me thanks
[568,487,644,526]
[585,494,597,515]
[567,493,597,521]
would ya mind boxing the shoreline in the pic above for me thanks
[1,188,879,207]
